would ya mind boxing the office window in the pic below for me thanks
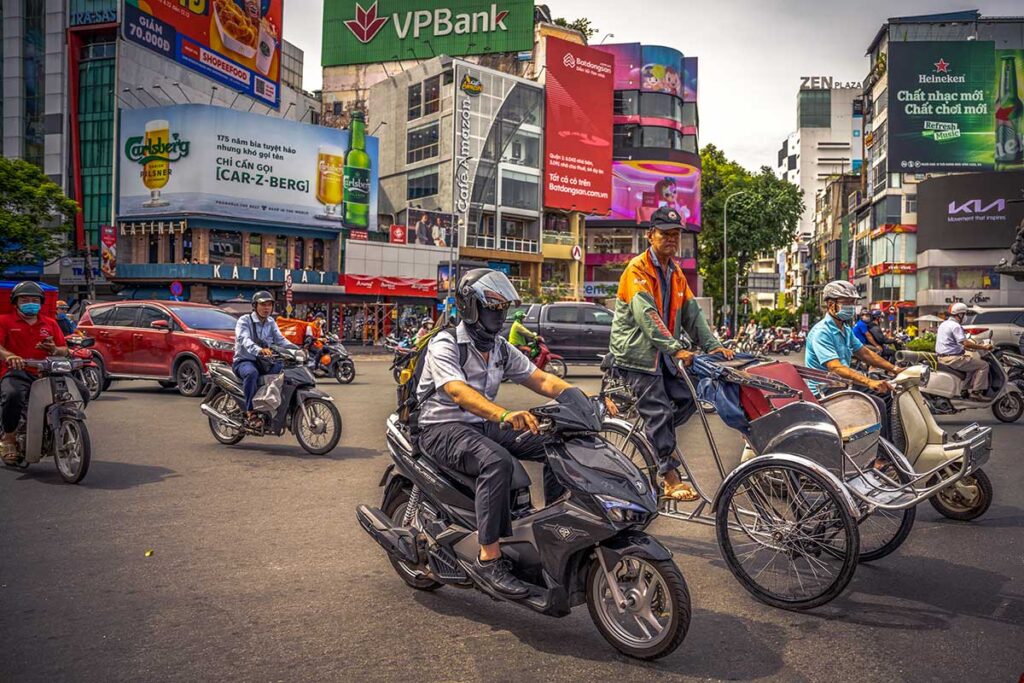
[502,130,540,168]
[798,89,831,128]
[613,91,638,116]
[905,194,917,213]
[248,234,262,267]
[639,92,683,123]
[407,123,439,164]
[407,165,439,200]
[77,38,116,249]
[614,124,638,149]
[209,230,242,265]
[312,239,325,271]
[422,75,440,115]
[274,235,288,269]
[501,170,539,210]
[407,82,422,120]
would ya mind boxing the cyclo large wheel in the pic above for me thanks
[598,420,658,488]
[854,442,916,563]
[716,458,859,610]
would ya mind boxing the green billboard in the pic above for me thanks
[322,0,535,67]
[888,41,1024,172]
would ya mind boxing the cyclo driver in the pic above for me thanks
[416,269,572,598]
[804,280,899,439]
[0,282,70,465]
[233,290,298,428]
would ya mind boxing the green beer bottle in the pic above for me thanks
[344,111,371,228]
[995,55,1023,165]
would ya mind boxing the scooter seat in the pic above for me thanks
[418,448,533,491]
[938,364,969,381]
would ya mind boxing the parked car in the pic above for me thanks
[963,307,1024,355]
[77,301,237,397]
[502,302,614,362]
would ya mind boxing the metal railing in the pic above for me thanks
[542,231,576,246]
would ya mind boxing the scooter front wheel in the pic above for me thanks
[587,554,690,660]
[292,398,342,455]
[543,358,567,378]
[54,418,90,484]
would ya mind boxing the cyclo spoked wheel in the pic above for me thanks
[54,418,91,484]
[598,420,658,488]
[587,554,690,660]
[854,443,916,563]
[716,459,859,610]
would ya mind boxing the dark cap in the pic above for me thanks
[649,206,683,230]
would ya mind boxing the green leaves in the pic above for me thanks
[0,158,79,271]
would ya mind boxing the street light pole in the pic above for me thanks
[722,190,749,331]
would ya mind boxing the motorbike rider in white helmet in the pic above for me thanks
[936,302,992,400]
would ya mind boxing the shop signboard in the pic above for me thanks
[868,262,917,277]
[917,171,1024,251]
[888,41,1024,172]
[122,0,282,107]
[389,224,407,244]
[118,104,379,231]
[543,37,613,214]
[405,208,454,246]
[322,0,534,66]
[100,225,117,278]
[344,274,436,297]
[59,257,107,286]
[607,155,702,228]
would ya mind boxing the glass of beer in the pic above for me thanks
[316,144,344,219]
[141,119,171,207]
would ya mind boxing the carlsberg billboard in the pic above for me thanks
[888,41,1024,172]
[118,104,379,230]
[322,0,534,66]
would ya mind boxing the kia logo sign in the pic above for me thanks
[947,198,1006,222]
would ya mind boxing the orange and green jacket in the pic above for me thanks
[610,249,721,373]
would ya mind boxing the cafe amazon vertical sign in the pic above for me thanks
[322,0,534,66]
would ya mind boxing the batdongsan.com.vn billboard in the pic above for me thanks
[321,0,534,66]
[543,37,613,214]
[887,41,1024,172]
[122,0,282,107]
[118,104,379,231]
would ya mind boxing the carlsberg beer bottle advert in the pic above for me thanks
[118,104,379,229]
[887,41,1024,172]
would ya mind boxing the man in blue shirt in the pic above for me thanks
[233,290,297,425]
[852,309,873,347]
[805,280,898,438]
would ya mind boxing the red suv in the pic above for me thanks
[77,301,236,397]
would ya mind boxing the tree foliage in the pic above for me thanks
[0,158,78,271]
[552,16,598,40]
[697,144,804,323]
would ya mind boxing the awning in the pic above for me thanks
[343,275,437,298]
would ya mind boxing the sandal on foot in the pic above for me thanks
[1,444,20,466]
[663,481,699,502]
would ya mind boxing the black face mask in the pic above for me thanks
[466,307,506,352]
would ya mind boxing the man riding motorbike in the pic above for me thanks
[853,309,875,349]
[507,309,539,358]
[55,300,77,336]
[415,268,572,598]
[413,317,433,344]
[608,206,734,503]
[804,280,899,439]
[868,310,899,361]
[233,290,298,428]
[0,282,70,465]
[936,302,991,401]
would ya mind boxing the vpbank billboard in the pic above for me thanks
[322,0,534,66]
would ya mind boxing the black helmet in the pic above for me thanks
[10,281,45,304]
[455,269,521,325]
[251,290,275,307]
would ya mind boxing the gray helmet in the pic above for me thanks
[251,290,275,307]
[456,268,521,325]
[10,280,44,304]
[821,280,860,302]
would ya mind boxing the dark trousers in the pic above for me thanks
[233,359,281,413]
[1,371,33,433]
[618,362,696,476]
[418,421,563,546]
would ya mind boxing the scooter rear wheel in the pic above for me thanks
[587,554,690,660]
[334,360,355,384]
[597,421,658,488]
[929,469,993,521]
[383,490,442,591]
[992,392,1023,423]
[207,390,245,445]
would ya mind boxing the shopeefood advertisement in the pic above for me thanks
[117,104,379,230]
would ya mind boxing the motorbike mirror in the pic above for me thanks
[79,337,96,348]
[151,320,170,330]
[677,331,694,351]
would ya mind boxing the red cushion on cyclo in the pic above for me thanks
[738,362,819,420]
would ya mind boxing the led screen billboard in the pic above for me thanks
[887,42,1024,172]
[118,104,379,230]
[543,37,613,214]
[608,157,701,229]
[917,171,1024,251]
[122,0,282,107]
[596,43,686,98]
[322,0,534,66]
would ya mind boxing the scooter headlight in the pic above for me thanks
[595,495,650,525]
[919,364,931,387]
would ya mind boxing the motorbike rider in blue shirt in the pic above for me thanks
[233,290,297,427]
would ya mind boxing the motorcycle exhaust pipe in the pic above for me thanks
[355,505,420,565]
[200,402,243,429]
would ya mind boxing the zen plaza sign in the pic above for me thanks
[322,0,534,66]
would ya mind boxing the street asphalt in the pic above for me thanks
[1,358,1022,682]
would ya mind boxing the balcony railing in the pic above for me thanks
[464,234,540,254]
[542,231,576,246]
[509,276,532,292]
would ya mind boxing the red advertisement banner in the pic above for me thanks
[868,262,917,277]
[343,275,437,298]
[543,37,614,214]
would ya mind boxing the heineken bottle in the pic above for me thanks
[344,111,371,229]
[995,55,1023,165]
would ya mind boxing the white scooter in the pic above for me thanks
[897,348,1024,423]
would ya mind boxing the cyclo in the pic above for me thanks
[598,350,992,610]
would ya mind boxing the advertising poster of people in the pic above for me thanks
[405,209,454,247]
[122,0,282,106]
[597,43,687,99]
[609,159,702,228]
[887,41,1024,171]
[117,104,379,230]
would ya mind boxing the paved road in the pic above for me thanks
[2,360,1022,682]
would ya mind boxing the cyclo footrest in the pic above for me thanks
[845,469,917,508]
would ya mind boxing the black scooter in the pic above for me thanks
[307,333,355,384]
[200,347,342,455]
[356,388,690,660]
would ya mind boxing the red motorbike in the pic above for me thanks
[66,336,103,402]
[523,336,566,378]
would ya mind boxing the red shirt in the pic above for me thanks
[0,312,66,378]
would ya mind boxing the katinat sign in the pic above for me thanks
[322,0,533,67]
[917,171,1024,251]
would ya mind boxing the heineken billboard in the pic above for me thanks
[322,0,535,67]
[887,41,1024,172]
